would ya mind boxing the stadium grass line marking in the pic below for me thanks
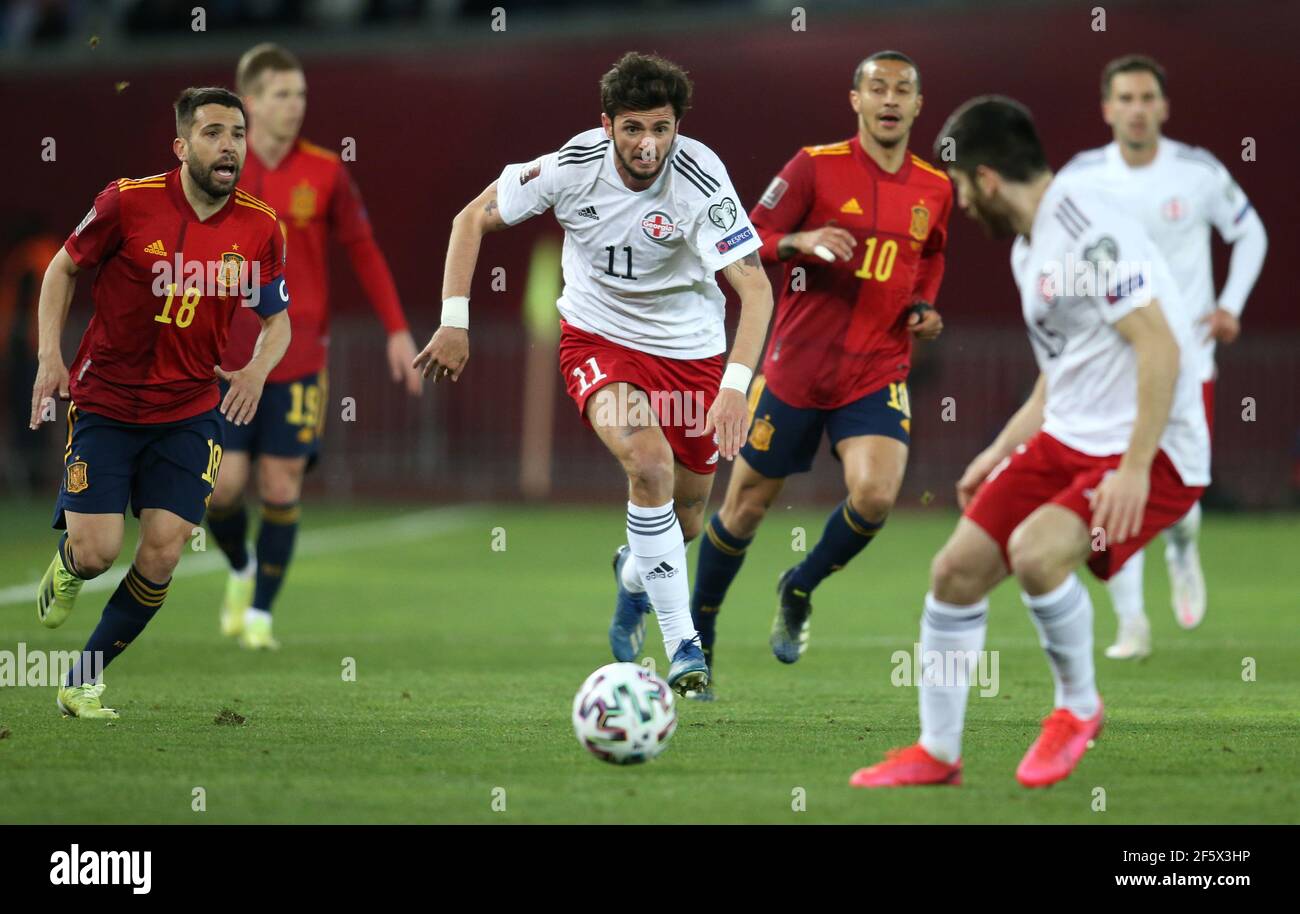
[0,506,482,606]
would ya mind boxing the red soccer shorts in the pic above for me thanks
[964,431,1205,581]
[558,320,724,475]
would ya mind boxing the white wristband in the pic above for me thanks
[719,362,753,394]
[441,296,469,330]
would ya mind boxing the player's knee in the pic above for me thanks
[208,484,241,512]
[257,467,304,505]
[1007,527,1059,590]
[623,445,674,501]
[930,547,990,605]
[68,533,118,579]
[135,533,186,579]
[725,488,770,537]
[847,479,897,524]
[676,509,704,543]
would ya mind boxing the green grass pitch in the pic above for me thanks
[0,499,1296,823]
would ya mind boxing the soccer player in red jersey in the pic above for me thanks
[689,52,952,697]
[206,44,421,650]
[29,88,291,719]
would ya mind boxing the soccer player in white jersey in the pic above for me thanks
[1060,55,1268,659]
[413,53,774,695]
[852,97,1209,789]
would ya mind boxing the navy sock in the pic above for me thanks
[691,513,754,666]
[789,499,883,593]
[207,502,251,571]
[66,565,168,687]
[254,502,300,614]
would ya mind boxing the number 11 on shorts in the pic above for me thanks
[572,357,608,395]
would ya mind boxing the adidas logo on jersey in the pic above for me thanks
[144,240,168,256]
[645,561,678,580]
[840,198,863,215]
[577,205,599,220]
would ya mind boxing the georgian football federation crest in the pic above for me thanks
[1161,197,1186,221]
[909,203,931,242]
[708,197,737,232]
[217,251,246,292]
[290,180,317,228]
[67,461,89,494]
[641,211,676,242]
[748,415,775,451]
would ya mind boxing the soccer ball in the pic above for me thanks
[572,662,677,764]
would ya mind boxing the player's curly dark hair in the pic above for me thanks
[174,87,245,139]
[599,52,693,121]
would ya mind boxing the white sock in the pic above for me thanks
[244,607,271,624]
[620,546,646,594]
[1166,500,1201,553]
[1106,551,1146,624]
[625,500,695,657]
[1023,574,1100,719]
[918,593,988,765]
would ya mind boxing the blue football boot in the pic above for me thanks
[608,545,652,661]
[667,637,709,696]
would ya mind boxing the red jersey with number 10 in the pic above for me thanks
[221,138,407,382]
[751,136,953,409]
[62,168,288,424]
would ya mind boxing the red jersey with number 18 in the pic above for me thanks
[63,168,289,425]
[750,136,953,409]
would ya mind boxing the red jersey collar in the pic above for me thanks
[850,135,913,184]
[167,166,238,225]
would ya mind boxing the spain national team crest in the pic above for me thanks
[748,416,774,451]
[290,180,317,227]
[217,251,246,292]
[67,461,88,494]
[909,203,931,242]
[641,211,677,242]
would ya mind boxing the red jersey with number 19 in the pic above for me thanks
[63,168,289,425]
[750,136,953,409]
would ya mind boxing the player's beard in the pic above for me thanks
[968,192,1018,240]
[189,155,240,199]
[617,148,667,184]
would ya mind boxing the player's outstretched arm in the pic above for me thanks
[30,247,79,430]
[413,181,510,384]
[1090,300,1179,543]
[956,373,1047,508]
[707,250,774,460]
[216,310,291,427]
